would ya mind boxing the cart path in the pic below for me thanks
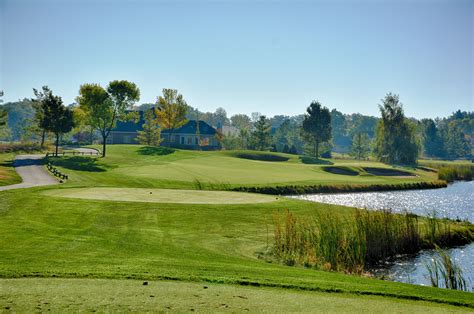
[0,154,59,191]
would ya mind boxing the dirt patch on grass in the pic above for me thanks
[322,166,359,176]
[362,167,415,177]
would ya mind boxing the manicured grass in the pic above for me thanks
[0,153,21,186]
[1,188,473,308]
[47,145,437,189]
[43,187,280,204]
[1,278,471,313]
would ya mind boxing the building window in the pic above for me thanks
[195,137,199,145]
[123,135,131,144]
[181,137,184,144]
[187,137,192,145]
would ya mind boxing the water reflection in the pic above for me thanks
[289,181,474,289]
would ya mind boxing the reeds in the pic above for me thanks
[437,166,472,182]
[425,248,468,291]
[272,209,471,274]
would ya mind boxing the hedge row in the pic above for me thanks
[230,181,448,195]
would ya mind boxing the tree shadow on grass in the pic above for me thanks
[50,157,110,172]
[299,156,334,165]
[137,146,175,156]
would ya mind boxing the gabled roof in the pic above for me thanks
[162,120,216,135]
[112,111,145,132]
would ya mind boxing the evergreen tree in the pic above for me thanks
[374,93,419,164]
[421,119,444,157]
[42,90,75,155]
[137,109,162,146]
[251,115,271,151]
[301,101,332,157]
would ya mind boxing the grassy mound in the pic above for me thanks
[43,145,438,191]
[322,166,359,176]
[43,187,279,204]
[363,167,415,177]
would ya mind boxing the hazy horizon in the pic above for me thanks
[1,0,472,120]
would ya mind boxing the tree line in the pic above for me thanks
[0,83,472,164]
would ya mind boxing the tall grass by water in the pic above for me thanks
[420,161,473,182]
[426,248,469,291]
[272,209,473,274]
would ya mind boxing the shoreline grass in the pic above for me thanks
[271,209,473,274]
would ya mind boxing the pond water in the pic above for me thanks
[289,181,474,290]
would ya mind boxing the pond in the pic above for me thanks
[289,181,474,290]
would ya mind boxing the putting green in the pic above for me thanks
[43,187,279,204]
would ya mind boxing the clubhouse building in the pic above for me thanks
[107,112,220,150]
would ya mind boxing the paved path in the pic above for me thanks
[0,154,59,191]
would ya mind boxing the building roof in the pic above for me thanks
[112,111,145,132]
[162,120,216,135]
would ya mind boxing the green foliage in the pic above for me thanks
[374,93,420,165]
[273,209,472,273]
[421,119,444,157]
[350,132,371,160]
[221,133,242,150]
[136,109,162,146]
[301,101,331,157]
[38,88,75,155]
[250,115,271,151]
[230,113,252,130]
[437,166,473,182]
[155,88,188,146]
[0,99,36,140]
[77,80,140,156]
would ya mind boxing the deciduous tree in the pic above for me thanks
[77,80,140,157]
[374,93,419,164]
[155,88,188,146]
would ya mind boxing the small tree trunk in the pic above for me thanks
[102,135,107,157]
[315,141,319,158]
[40,129,46,148]
[55,133,59,156]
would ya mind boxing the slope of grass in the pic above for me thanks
[1,187,473,308]
[0,153,21,186]
[1,278,472,313]
[46,145,437,190]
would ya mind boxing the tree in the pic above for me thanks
[445,123,470,159]
[230,114,252,130]
[155,88,188,147]
[137,109,162,146]
[374,93,419,164]
[350,132,370,160]
[421,119,444,157]
[41,90,75,155]
[77,80,140,157]
[301,101,332,157]
[32,86,55,147]
[250,115,271,151]
[0,91,7,128]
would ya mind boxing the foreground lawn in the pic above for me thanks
[0,153,21,186]
[48,145,438,189]
[1,278,471,313]
[1,187,473,308]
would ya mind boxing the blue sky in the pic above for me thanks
[1,0,472,118]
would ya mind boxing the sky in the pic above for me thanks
[0,0,472,119]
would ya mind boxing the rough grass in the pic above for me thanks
[1,278,471,313]
[1,188,474,308]
[0,153,21,186]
